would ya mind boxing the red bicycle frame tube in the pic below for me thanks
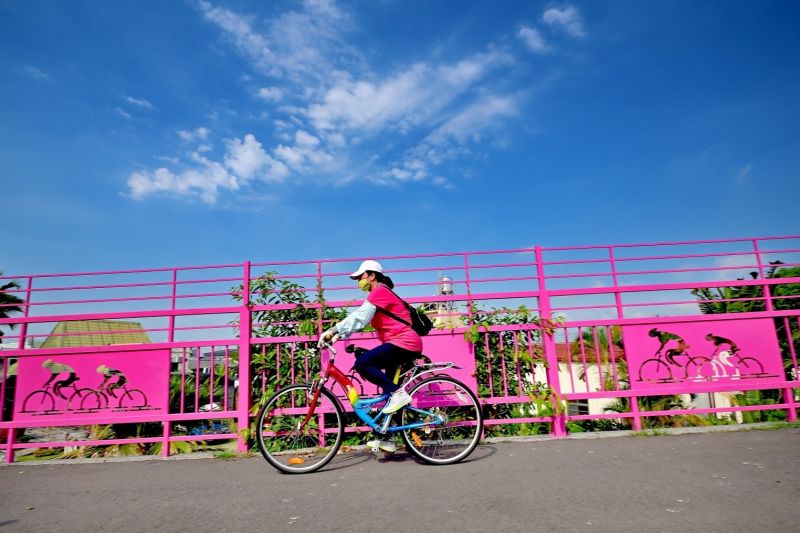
[299,359,357,430]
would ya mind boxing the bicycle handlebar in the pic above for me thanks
[317,338,337,356]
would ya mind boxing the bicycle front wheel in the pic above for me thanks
[256,383,344,474]
[400,376,483,465]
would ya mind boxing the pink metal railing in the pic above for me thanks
[1,236,798,461]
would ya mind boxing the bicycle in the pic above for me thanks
[256,340,483,474]
[637,351,710,383]
[688,349,767,381]
[68,381,149,412]
[21,381,81,414]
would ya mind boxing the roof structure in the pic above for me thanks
[40,320,151,348]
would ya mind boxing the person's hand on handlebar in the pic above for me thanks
[317,327,339,349]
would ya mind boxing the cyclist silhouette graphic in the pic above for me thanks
[96,364,127,398]
[648,328,690,366]
[705,333,740,356]
[42,359,79,399]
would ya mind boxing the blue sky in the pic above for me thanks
[2,0,799,276]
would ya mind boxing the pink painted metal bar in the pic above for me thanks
[1,235,798,462]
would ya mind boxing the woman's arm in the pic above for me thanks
[334,300,377,339]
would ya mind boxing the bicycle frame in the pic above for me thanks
[309,342,454,435]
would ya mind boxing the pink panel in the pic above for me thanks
[623,319,784,391]
[14,349,170,422]
[333,331,477,395]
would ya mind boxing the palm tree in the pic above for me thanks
[0,273,24,341]
[571,325,627,390]
[693,261,800,380]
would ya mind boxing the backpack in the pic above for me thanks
[375,289,434,336]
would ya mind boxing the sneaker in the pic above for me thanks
[381,389,411,414]
[367,439,397,454]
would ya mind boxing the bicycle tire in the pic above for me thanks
[21,390,55,413]
[117,388,148,409]
[637,359,672,382]
[736,357,765,377]
[400,376,483,465]
[79,390,108,411]
[684,356,711,381]
[256,383,345,474]
[67,388,92,411]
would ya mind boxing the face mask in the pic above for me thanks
[358,278,371,292]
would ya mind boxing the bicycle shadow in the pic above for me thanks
[323,447,376,472]
[325,443,497,471]
[380,443,497,466]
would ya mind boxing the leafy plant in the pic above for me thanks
[0,273,24,341]
[231,272,350,404]
[461,304,566,436]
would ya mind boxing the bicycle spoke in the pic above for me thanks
[257,384,344,474]
[400,376,482,465]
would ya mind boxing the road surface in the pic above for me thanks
[1,427,798,532]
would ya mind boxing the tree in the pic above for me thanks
[462,304,564,436]
[692,261,800,314]
[570,325,627,390]
[0,274,24,342]
[231,272,350,396]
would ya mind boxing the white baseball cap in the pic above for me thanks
[349,260,384,279]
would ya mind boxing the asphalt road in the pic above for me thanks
[1,428,798,532]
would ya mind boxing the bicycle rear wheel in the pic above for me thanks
[256,383,344,474]
[736,356,765,377]
[400,376,483,465]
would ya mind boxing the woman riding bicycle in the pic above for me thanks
[319,259,422,415]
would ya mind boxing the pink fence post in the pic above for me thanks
[163,317,173,458]
[168,268,177,342]
[784,388,797,422]
[535,246,567,437]
[17,276,33,350]
[5,276,33,463]
[4,429,15,464]
[162,377,171,458]
[236,261,252,452]
[608,246,624,319]
[629,396,642,431]
[753,239,774,312]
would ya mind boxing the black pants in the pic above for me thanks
[354,342,420,393]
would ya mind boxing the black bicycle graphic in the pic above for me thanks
[68,382,149,412]
[21,361,151,415]
[20,381,81,414]
[637,351,711,383]
[686,349,769,381]
[638,350,771,383]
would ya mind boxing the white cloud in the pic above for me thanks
[128,133,294,203]
[125,96,154,109]
[127,1,573,203]
[128,167,230,204]
[127,158,236,205]
[178,127,211,142]
[274,130,335,172]
[115,106,132,119]
[306,49,512,134]
[735,163,752,184]
[23,65,50,80]
[199,0,352,87]
[426,94,519,146]
[518,26,548,53]
[225,133,289,183]
[257,86,283,102]
[542,5,586,37]
[307,65,429,132]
